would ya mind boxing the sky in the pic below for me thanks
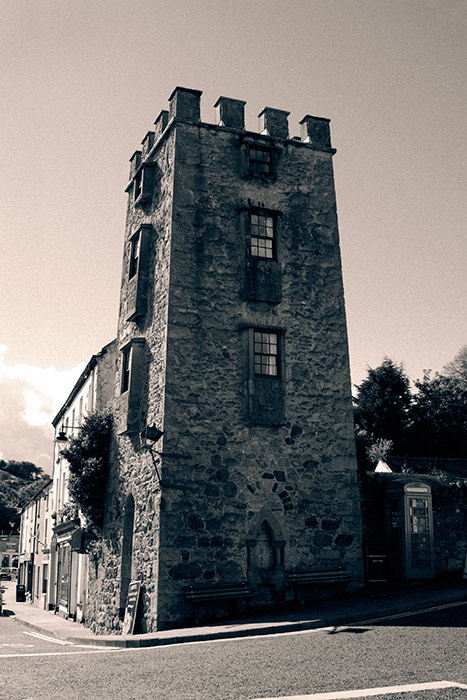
[1,0,465,474]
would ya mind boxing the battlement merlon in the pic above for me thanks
[214,96,247,130]
[300,115,332,148]
[258,107,291,139]
[154,110,169,139]
[127,87,335,168]
[168,86,203,122]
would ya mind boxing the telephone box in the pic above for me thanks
[385,480,434,580]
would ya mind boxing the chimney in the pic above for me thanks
[299,115,332,148]
[168,86,202,122]
[258,107,290,138]
[214,96,246,130]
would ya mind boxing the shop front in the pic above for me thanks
[53,519,86,620]
[18,552,34,597]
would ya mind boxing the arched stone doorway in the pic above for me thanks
[247,507,286,602]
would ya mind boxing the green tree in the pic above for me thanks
[3,460,43,481]
[367,438,393,465]
[0,460,47,533]
[410,370,467,458]
[353,357,412,454]
[60,412,112,532]
[443,344,467,389]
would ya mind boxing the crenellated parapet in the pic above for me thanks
[125,86,335,192]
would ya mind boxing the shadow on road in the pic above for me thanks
[326,626,372,634]
[368,604,467,628]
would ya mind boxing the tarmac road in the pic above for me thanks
[1,602,466,700]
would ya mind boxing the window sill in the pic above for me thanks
[133,193,152,207]
[245,171,276,184]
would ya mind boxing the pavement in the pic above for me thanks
[1,578,466,649]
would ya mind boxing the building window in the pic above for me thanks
[121,347,131,394]
[117,338,145,435]
[125,224,152,322]
[133,169,142,201]
[254,330,279,377]
[129,234,140,279]
[248,146,273,176]
[243,326,285,424]
[131,164,155,206]
[58,545,71,606]
[250,212,275,259]
[42,564,48,595]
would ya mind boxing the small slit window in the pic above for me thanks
[129,234,140,279]
[121,347,131,393]
[254,331,279,377]
[133,169,142,201]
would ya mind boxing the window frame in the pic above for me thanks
[253,329,280,378]
[117,338,146,435]
[133,169,143,201]
[242,325,286,425]
[121,346,131,394]
[249,210,277,261]
[248,145,274,177]
[128,232,140,280]
[132,163,156,206]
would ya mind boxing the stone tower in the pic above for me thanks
[87,87,363,633]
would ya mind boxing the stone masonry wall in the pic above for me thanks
[85,129,175,634]
[156,119,363,627]
[86,96,364,633]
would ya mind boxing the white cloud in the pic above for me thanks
[0,344,86,471]
[0,344,85,428]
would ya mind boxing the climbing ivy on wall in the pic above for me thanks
[60,412,112,533]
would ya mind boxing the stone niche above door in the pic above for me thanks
[247,507,286,601]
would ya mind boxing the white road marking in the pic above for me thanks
[0,643,35,647]
[252,680,467,699]
[1,648,122,658]
[3,599,466,657]
[22,630,73,646]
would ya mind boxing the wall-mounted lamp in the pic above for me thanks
[140,425,163,447]
[140,425,163,487]
[54,425,82,444]
[54,425,82,462]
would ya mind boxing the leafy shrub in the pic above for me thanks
[61,413,111,532]
[367,438,393,465]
